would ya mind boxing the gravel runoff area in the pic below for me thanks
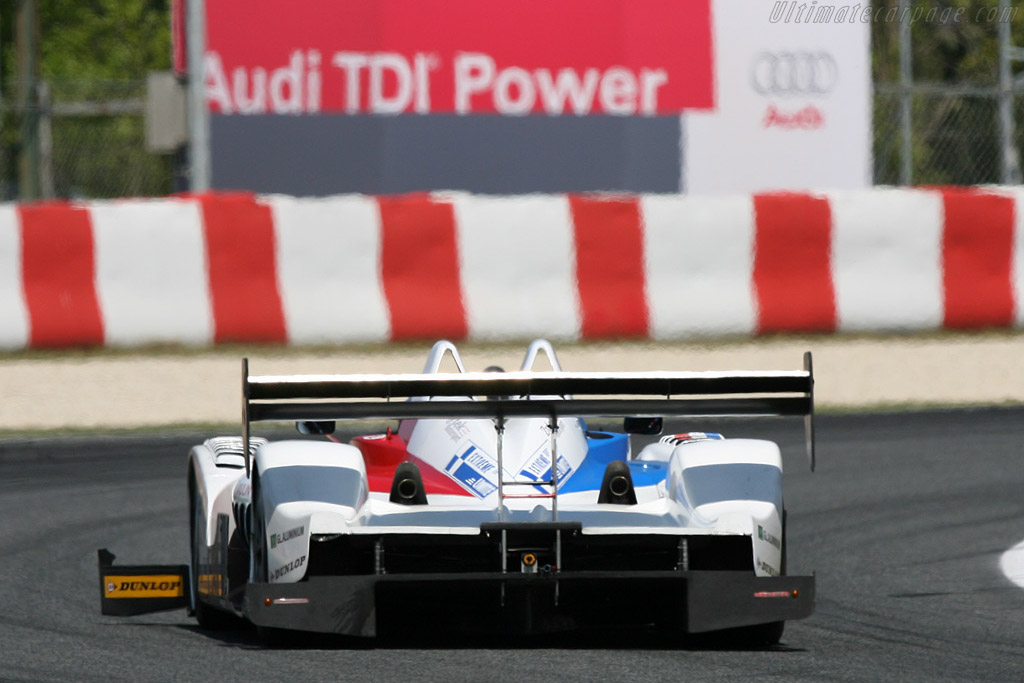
[2,332,1022,431]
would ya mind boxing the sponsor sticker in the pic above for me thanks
[518,442,574,492]
[756,559,780,577]
[444,420,471,443]
[660,432,724,446]
[271,555,307,581]
[443,442,498,498]
[103,574,185,599]
[758,525,782,550]
[269,525,305,549]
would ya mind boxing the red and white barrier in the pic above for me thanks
[1,187,1021,349]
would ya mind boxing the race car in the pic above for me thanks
[99,339,816,646]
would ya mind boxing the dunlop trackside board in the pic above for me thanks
[98,549,190,616]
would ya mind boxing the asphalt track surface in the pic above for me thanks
[2,409,1024,682]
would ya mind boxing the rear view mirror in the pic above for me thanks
[296,420,336,436]
[624,417,663,435]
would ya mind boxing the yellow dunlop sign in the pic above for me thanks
[103,574,185,599]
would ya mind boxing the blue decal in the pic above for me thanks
[583,431,630,465]
[557,431,666,494]
[567,459,668,493]
[518,442,574,493]
[443,443,498,498]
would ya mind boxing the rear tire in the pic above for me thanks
[190,479,237,630]
[256,624,298,647]
[731,619,785,648]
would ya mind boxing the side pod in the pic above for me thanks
[98,549,190,616]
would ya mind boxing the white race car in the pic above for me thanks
[99,339,815,646]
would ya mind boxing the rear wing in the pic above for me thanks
[242,352,815,474]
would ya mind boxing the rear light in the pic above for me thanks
[265,597,309,606]
[753,589,798,599]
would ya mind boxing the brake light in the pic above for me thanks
[753,590,798,599]
[265,597,310,606]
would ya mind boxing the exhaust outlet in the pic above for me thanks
[608,475,630,498]
[396,477,419,501]
[389,461,428,505]
[598,460,637,505]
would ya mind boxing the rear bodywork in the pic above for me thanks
[100,340,816,641]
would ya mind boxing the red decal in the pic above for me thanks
[199,194,287,343]
[354,433,411,469]
[355,434,472,497]
[941,189,1014,329]
[762,104,824,130]
[378,195,467,341]
[569,195,649,338]
[19,203,104,347]
[753,193,836,333]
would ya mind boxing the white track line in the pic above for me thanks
[1000,538,1024,589]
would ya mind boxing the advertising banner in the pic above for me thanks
[683,1,872,194]
[194,0,869,195]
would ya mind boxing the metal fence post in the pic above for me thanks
[38,80,54,199]
[187,0,210,191]
[16,0,41,200]
[899,0,913,186]
[999,0,1022,185]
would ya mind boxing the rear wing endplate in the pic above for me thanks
[98,549,190,617]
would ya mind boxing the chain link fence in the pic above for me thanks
[0,79,176,201]
[873,84,1016,185]
[870,0,1024,186]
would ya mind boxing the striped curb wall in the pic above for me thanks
[0,187,1021,349]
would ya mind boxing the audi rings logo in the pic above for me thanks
[751,52,838,96]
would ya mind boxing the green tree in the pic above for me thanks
[1,0,170,89]
[2,0,173,199]
[38,0,170,80]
